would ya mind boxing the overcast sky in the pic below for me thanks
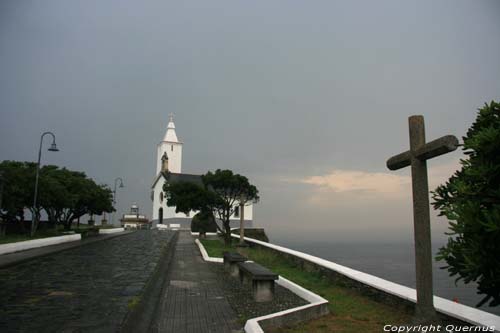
[1,1,499,245]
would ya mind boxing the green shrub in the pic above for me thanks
[190,210,217,233]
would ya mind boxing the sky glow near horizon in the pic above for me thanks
[1,0,499,245]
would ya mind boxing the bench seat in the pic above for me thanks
[237,262,278,302]
[223,252,248,277]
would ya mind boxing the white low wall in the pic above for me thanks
[233,235,500,329]
[194,239,223,263]
[99,228,125,234]
[244,276,328,333]
[0,234,82,255]
[195,237,329,333]
[191,232,219,236]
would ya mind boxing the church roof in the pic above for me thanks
[164,172,203,185]
[151,171,202,188]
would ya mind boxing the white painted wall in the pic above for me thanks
[152,177,197,221]
[152,176,253,222]
[156,141,182,174]
[229,203,253,221]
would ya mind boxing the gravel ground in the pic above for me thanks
[208,262,308,323]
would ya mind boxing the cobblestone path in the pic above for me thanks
[0,230,176,332]
[153,231,241,333]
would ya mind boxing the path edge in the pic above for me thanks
[120,230,179,333]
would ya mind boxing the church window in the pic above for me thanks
[234,206,239,218]
[171,145,173,151]
[159,192,163,202]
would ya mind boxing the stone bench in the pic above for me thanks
[237,262,278,302]
[223,252,248,277]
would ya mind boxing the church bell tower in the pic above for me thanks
[156,113,182,174]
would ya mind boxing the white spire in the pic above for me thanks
[163,113,179,142]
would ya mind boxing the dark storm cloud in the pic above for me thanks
[1,0,499,242]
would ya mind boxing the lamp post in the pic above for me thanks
[31,132,59,237]
[111,177,124,226]
[238,194,247,246]
[0,171,5,237]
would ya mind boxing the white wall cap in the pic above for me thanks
[194,238,224,263]
[0,234,81,255]
[99,228,125,234]
[232,235,500,329]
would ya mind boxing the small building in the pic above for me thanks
[150,114,254,229]
[120,203,150,230]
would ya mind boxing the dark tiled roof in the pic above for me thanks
[162,171,203,185]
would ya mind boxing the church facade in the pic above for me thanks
[150,115,253,229]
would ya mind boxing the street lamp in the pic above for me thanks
[238,194,247,246]
[0,171,5,237]
[31,132,59,237]
[111,177,124,226]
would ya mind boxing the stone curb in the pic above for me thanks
[121,230,179,333]
[195,237,329,333]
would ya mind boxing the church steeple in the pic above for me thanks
[163,113,179,142]
[156,113,183,174]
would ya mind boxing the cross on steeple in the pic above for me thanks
[169,113,174,123]
[387,115,459,323]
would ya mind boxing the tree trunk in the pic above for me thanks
[223,219,232,245]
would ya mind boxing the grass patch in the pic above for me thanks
[0,228,65,244]
[0,224,106,245]
[199,237,412,332]
[200,238,238,258]
[127,296,141,310]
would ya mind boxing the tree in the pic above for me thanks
[46,169,114,230]
[0,161,115,234]
[0,161,36,233]
[164,169,259,244]
[432,101,500,307]
[191,210,217,236]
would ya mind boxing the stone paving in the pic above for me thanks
[0,230,176,333]
[153,231,241,333]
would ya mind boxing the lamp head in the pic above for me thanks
[48,143,59,152]
[119,181,124,188]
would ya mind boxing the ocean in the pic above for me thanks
[270,239,500,316]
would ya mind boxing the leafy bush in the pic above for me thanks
[432,101,500,307]
[190,210,217,233]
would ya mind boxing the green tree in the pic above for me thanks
[49,169,114,230]
[190,210,217,235]
[432,101,500,307]
[164,169,259,244]
[0,161,35,233]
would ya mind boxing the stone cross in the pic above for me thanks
[386,115,458,322]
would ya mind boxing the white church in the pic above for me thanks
[151,114,253,229]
